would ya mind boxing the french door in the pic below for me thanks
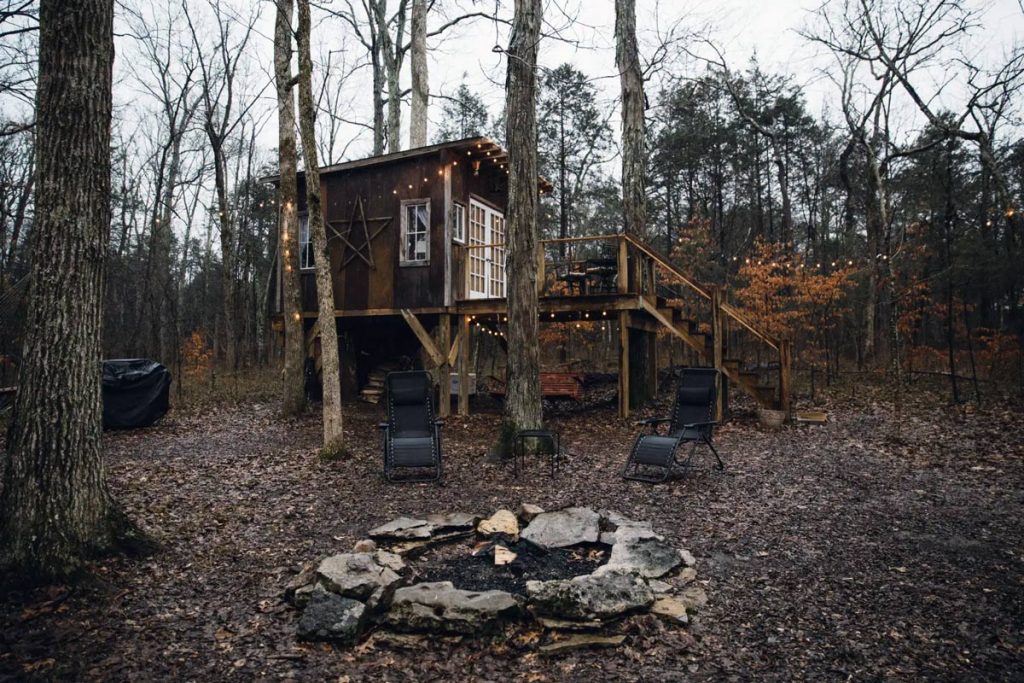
[467,199,506,299]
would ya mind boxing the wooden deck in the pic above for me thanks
[298,232,791,420]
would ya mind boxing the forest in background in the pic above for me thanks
[0,0,1021,404]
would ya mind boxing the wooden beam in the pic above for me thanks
[617,237,628,294]
[779,339,792,419]
[400,309,445,367]
[458,315,470,415]
[638,298,706,356]
[447,326,462,367]
[618,311,630,417]
[711,287,724,421]
[437,313,451,417]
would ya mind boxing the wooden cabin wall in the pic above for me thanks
[296,152,451,313]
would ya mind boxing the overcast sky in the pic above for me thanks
[295,0,1024,163]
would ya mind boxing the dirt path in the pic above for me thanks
[2,390,1022,681]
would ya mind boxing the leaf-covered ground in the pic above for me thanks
[2,381,1023,681]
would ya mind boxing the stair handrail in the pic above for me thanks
[621,233,710,300]
[620,233,782,350]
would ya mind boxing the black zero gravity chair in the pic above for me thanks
[622,369,725,483]
[378,370,444,482]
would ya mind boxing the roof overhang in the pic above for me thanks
[262,135,553,193]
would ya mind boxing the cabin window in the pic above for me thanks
[299,214,314,270]
[401,199,430,265]
[452,202,466,244]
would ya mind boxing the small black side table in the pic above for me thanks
[513,429,561,477]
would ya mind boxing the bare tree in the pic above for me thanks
[185,0,264,371]
[313,44,365,165]
[276,0,306,416]
[408,0,428,147]
[616,0,646,239]
[124,3,199,363]
[500,0,542,450]
[0,0,139,580]
[298,0,345,455]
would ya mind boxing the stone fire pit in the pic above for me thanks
[286,506,706,649]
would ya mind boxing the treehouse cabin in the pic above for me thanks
[270,137,790,419]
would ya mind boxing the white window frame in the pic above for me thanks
[298,214,314,270]
[400,198,431,266]
[452,201,466,244]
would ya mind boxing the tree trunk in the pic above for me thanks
[379,0,408,154]
[615,0,646,240]
[298,0,345,455]
[500,0,543,450]
[408,0,428,148]
[208,135,237,371]
[276,0,306,416]
[371,38,385,155]
[1,0,134,581]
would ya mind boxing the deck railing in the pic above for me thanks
[461,232,791,414]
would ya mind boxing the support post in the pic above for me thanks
[711,287,724,421]
[437,313,451,417]
[618,310,630,417]
[617,236,628,294]
[779,338,792,420]
[458,315,470,415]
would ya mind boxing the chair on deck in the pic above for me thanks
[378,371,443,483]
[622,369,724,483]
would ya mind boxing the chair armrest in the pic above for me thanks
[635,417,671,426]
[635,416,671,434]
[433,419,445,428]
[376,422,389,430]
[682,420,718,429]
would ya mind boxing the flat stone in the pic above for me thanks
[600,510,654,531]
[425,512,480,533]
[296,588,366,643]
[477,509,519,540]
[373,550,406,573]
[316,553,403,601]
[521,507,600,548]
[648,579,673,596]
[599,525,659,546]
[680,549,696,567]
[526,572,654,621]
[292,582,319,608]
[679,585,708,612]
[518,504,545,523]
[353,539,377,553]
[283,561,317,605]
[651,596,689,626]
[536,616,605,631]
[539,634,626,656]
[678,567,697,584]
[595,530,683,579]
[369,516,435,540]
[386,581,520,635]
[494,545,517,565]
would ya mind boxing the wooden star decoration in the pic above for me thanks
[326,195,392,269]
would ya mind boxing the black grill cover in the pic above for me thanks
[102,359,171,429]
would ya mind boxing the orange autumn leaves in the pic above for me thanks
[733,238,856,345]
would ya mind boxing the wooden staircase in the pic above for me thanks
[626,233,791,414]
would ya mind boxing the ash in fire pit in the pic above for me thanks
[287,505,705,649]
[413,539,606,595]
